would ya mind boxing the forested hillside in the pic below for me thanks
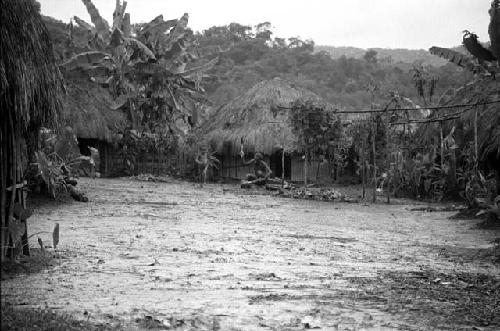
[314,45,452,67]
[43,17,472,110]
[192,23,472,109]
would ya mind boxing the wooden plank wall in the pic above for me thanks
[218,154,333,183]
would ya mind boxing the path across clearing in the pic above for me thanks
[2,178,499,330]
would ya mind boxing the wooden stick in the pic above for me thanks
[390,114,461,125]
[277,99,500,114]
[386,117,391,204]
[304,151,308,187]
[281,149,285,188]
[0,120,6,259]
[361,140,365,199]
[474,106,479,171]
[372,119,376,203]
[440,121,444,172]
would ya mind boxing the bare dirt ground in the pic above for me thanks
[2,177,500,330]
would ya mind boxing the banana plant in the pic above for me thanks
[62,0,222,135]
[429,0,499,74]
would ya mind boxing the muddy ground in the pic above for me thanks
[2,178,499,330]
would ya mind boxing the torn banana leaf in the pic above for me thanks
[81,0,110,40]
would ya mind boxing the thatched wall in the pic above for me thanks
[203,78,326,156]
[1,0,64,257]
[1,0,63,133]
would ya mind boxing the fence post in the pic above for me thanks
[372,118,377,203]
[304,151,308,187]
[281,149,285,188]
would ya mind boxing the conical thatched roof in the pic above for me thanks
[203,78,327,155]
[62,70,127,142]
[1,0,63,131]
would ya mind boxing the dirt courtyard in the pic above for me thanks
[2,178,499,330]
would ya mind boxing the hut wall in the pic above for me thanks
[219,155,263,179]
[290,156,332,184]
[219,154,332,183]
[135,152,176,175]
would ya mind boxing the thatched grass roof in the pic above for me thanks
[1,0,63,131]
[203,78,326,155]
[62,70,127,142]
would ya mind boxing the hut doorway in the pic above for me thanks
[77,138,106,175]
[270,150,291,179]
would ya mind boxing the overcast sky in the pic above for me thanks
[39,0,491,49]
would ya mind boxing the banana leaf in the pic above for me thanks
[122,13,131,37]
[126,62,173,77]
[110,28,124,47]
[112,0,127,30]
[164,13,189,46]
[60,51,114,71]
[73,15,94,32]
[462,32,496,62]
[429,47,479,72]
[35,151,59,199]
[88,33,108,51]
[138,15,178,38]
[81,0,110,40]
[123,37,156,62]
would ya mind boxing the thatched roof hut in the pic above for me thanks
[62,70,127,143]
[203,78,326,156]
[202,78,336,182]
[1,0,64,257]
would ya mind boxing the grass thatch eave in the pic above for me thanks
[61,70,127,143]
[203,78,327,156]
[1,0,64,131]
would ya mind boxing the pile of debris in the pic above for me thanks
[254,179,356,202]
[278,186,352,202]
[133,173,174,183]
